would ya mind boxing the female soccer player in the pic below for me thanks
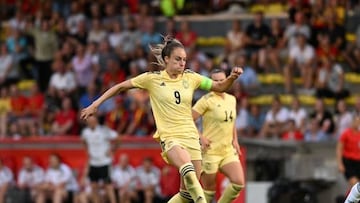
[192,69,245,203]
[80,37,243,203]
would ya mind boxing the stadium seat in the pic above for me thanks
[249,94,359,106]
[346,33,356,42]
[196,36,226,46]
[17,80,36,91]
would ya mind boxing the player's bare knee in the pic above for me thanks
[230,176,245,187]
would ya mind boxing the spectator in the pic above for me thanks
[102,58,126,90]
[87,18,107,44]
[25,83,45,135]
[353,96,360,117]
[17,156,44,203]
[104,97,129,134]
[288,0,312,23]
[37,154,78,203]
[132,45,148,73]
[244,11,270,71]
[281,119,304,141]
[8,10,26,30]
[51,97,78,135]
[6,28,30,78]
[267,18,285,73]
[320,11,346,54]
[8,120,22,139]
[337,115,360,197]
[247,103,266,137]
[54,17,71,46]
[111,154,137,203]
[309,98,335,136]
[175,20,197,51]
[66,1,86,35]
[0,43,16,87]
[164,17,177,37]
[71,44,94,92]
[316,33,339,61]
[108,21,125,50]
[284,33,315,93]
[97,40,117,74]
[85,42,100,72]
[0,87,10,138]
[102,2,122,31]
[0,158,13,203]
[87,2,102,20]
[124,98,154,137]
[121,17,142,55]
[334,99,353,139]
[135,157,161,203]
[27,19,58,92]
[81,115,117,203]
[79,82,99,109]
[232,81,249,102]
[48,59,77,96]
[284,11,311,49]
[140,18,162,53]
[41,108,56,136]
[235,54,259,93]
[236,97,249,136]
[159,165,180,202]
[346,23,360,72]
[9,84,28,122]
[58,41,75,69]
[315,57,349,100]
[225,19,246,65]
[304,118,330,142]
[260,95,289,138]
[288,96,307,132]
[69,19,88,45]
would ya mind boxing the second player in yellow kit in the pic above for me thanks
[80,37,243,203]
[193,69,245,203]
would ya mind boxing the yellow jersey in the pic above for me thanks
[0,98,11,115]
[131,69,211,141]
[193,92,237,155]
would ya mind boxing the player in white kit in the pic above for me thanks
[81,115,118,203]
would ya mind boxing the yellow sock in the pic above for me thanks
[203,190,215,203]
[168,190,192,203]
[180,163,206,203]
[218,183,244,203]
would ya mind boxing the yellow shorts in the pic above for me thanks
[159,137,202,164]
[202,148,240,174]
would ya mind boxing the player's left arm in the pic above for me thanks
[210,67,243,92]
[232,124,241,155]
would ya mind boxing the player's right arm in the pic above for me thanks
[81,72,152,120]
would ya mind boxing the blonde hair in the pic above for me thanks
[150,36,184,67]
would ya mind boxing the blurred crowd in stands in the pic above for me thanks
[0,153,183,203]
[0,0,359,143]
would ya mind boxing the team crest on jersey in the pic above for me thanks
[182,80,189,89]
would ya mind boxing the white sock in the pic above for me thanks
[345,183,360,203]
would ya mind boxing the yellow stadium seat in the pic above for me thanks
[249,94,357,107]
[345,73,360,83]
[17,80,36,91]
[346,33,356,42]
[267,3,286,14]
[196,37,226,47]
[249,4,265,13]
